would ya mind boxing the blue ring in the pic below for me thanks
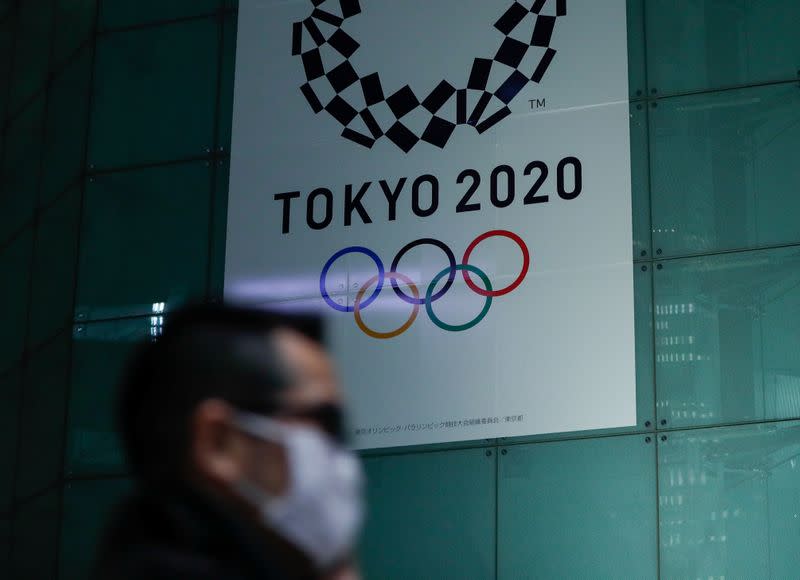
[320,246,384,312]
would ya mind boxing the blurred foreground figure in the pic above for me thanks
[93,304,364,580]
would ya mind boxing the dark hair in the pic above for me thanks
[116,302,324,487]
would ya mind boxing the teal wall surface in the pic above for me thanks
[1,1,800,578]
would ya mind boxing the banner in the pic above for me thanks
[227,0,635,448]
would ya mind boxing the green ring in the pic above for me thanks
[425,264,493,332]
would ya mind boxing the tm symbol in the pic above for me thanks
[529,98,546,109]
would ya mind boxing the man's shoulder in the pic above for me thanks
[91,491,260,580]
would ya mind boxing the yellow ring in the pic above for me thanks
[353,272,420,339]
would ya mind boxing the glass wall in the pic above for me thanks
[0,1,233,578]
[1,1,799,578]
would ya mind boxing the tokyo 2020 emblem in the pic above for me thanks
[292,0,566,152]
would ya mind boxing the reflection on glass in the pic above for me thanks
[7,0,53,114]
[631,103,651,258]
[651,84,800,256]
[0,369,20,511]
[15,334,70,500]
[60,479,133,580]
[67,318,153,476]
[11,489,59,579]
[39,47,92,207]
[99,0,218,29]
[89,18,218,168]
[361,449,494,580]
[498,435,657,579]
[660,422,800,579]
[656,247,800,428]
[646,0,800,94]
[0,230,33,373]
[626,0,646,98]
[28,187,81,347]
[0,97,44,244]
[75,162,211,321]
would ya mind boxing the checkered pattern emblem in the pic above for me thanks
[292,0,566,153]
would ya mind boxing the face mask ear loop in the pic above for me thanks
[234,411,287,442]
[231,415,296,520]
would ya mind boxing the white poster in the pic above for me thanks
[226,0,635,448]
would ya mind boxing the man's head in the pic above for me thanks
[117,303,363,572]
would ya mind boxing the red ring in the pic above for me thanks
[461,230,530,297]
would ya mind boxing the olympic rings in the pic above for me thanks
[462,230,530,297]
[320,246,383,312]
[319,230,529,338]
[426,265,493,332]
[390,238,456,305]
[354,272,420,339]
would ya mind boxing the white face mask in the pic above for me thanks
[233,411,365,570]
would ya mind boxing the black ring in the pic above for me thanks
[390,238,457,305]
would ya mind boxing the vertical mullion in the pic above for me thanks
[206,4,228,302]
[639,0,663,577]
[53,0,102,576]
[10,0,58,572]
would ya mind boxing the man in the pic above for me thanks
[93,304,364,580]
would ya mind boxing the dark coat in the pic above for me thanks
[92,487,309,580]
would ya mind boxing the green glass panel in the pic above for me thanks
[60,478,133,580]
[0,96,45,244]
[631,102,651,259]
[53,0,97,68]
[498,435,657,579]
[647,0,800,95]
[0,0,14,20]
[500,263,655,445]
[0,14,14,122]
[0,368,21,511]
[75,162,212,320]
[361,448,495,580]
[634,265,656,429]
[627,0,646,99]
[99,0,218,29]
[218,12,236,153]
[67,317,155,476]
[28,186,81,347]
[0,518,9,577]
[650,84,800,257]
[0,229,33,373]
[89,18,218,169]
[15,334,70,499]
[7,0,53,115]
[11,490,59,579]
[655,247,800,429]
[209,157,230,300]
[659,421,800,579]
[40,45,92,206]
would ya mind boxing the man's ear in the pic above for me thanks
[191,398,247,485]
